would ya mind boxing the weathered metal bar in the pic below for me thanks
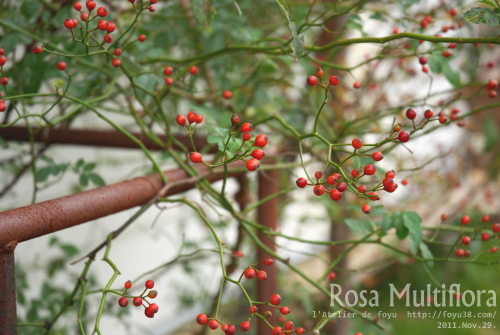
[256,166,279,334]
[0,162,245,248]
[0,250,17,335]
[0,126,210,152]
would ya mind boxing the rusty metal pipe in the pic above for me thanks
[0,162,245,248]
[0,251,16,335]
[0,126,210,152]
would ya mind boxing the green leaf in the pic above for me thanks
[274,0,305,59]
[419,243,434,267]
[88,173,106,187]
[477,0,496,7]
[441,60,461,88]
[226,138,243,157]
[20,1,43,22]
[50,164,61,176]
[370,205,388,217]
[83,162,96,172]
[233,0,242,16]
[403,211,423,254]
[192,0,215,26]
[345,218,369,235]
[427,57,443,74]
[393,212,409,240]
[59,244,79,258]
[207,134,225,151]
[79,174,89,187]
[35,167,51,182]
[464,7,500,26]
[369,12,386,21]
[483,117,499,151]
[381,214,394,232]
[49,236,59,246]
[41,155,54,164]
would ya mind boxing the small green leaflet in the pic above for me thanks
[419,243,434,267]
[464,7,500,27]
[274,0,305,60]
[192,0,215,26]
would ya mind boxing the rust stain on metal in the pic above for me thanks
[0,162,245,248]
[0,251,17,335]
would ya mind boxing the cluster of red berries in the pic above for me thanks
[486,80,498,99]
[405,107,465,127]
[117,279,159,318]
[163,65,198,85]
[456,214,499,258]
[0,48,8,112]
[177,113,268,172]
[418,8,460,29]
[196,259,306,335]
[307,68,348,88]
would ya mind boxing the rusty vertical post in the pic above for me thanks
[0,248,17,335]
[257,167,279,335]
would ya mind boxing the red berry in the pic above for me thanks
[86,0,96,11]
[336,182,347,192]
[424,109,433,118]
[196,314,208,325]
[80,12,89,21]
[148,6,155,12]
[240,123,253,132]
[393,123,402,132]
[234,251,243,257]
[364,164,376,175]
[264,258,275,266]
[422,65,429,73]
[329,76,340,86]
[103,34,113,43]
[295,328,305,334]
[362,204,371,214]
[246,158,260,171]
[393,27,399,34]
[165,77,173,85]
[74,2,82,10]
[222,325,229,332]
[0,56,6,66]
[327,173,341,184]
[149,303,159,313]
[33,46,43,54]
[240,321,251,332]
[0,48,3,56]
[112,58,121,67]
[491,247,498,253]
[371,152,383,161]
[461,215,470,225]
[97,7,108,17]
[209,320,218,330]
[97,20,107,31]
[449,8,457,16]
[251,149,265,160]
[442,50,452,58]
[353,81,361,89]
[273,326,284,335]
[189,66,198,75]
[330,189,342,201]
[314,171,323,179]
[187,111,198,124]
[55,61,66,71]
[64,18,76,29]
[306,76,318,86]
[0,77,9,86]
[118,297,128,307]
[401,179,408,185]
[148,290,158,299]
[482,215,490,223]
[190,152,202,163]
[222,90,232,99]
[455,249,464,257]
[296,177,307,188]
[249,305,259,313]
[351,169,360,178]
[163,66,173,76]
[439,115,448,124]
[138,34,146,42]
[367,191,380,201]
[114,48,122,56]
[489,91,497,98]
[482,233,490,241]
[285,321,294,330]
[316,67,323,78]
[314,185,325,196]
[244,268,256,279]
[405,108,417,120]
[133,297,142,306]
[419,56,427,65]
[492,223,500,232]
[386,170,396,178]
[357,185,367,193]
[253,134,268,147]
[328,271,336,280]
[242,131,252,142]
[270,294,281,305]
[398,131,410,142]
[464,250,471,258]
[145,280,154,289]
[258,271,267,280]
[124,280,132,289]
[231,113,239,125]
[487,61,495,68]
[196,114,204,124]
[486,80,498,90]
[461,236,471,245]
[226,325,236,335]
[441,214,448,221]
[106,21,116,33]
[352,138,363,149]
